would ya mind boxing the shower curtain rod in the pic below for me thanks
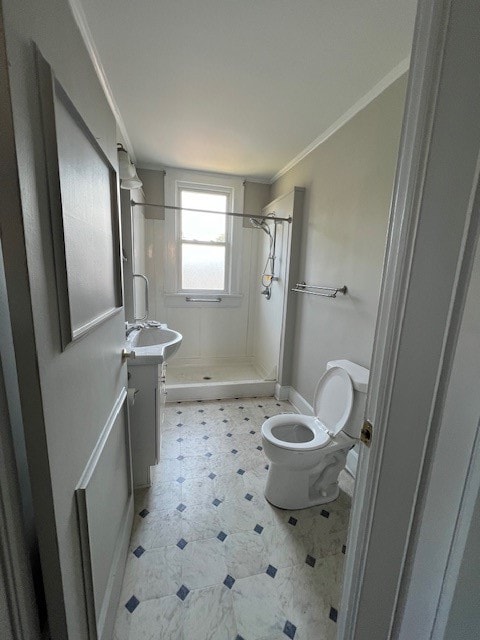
[130,201,292,223]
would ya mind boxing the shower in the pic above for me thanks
[250,216,277,300]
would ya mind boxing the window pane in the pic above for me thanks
[180,190,227,242]
[182,243,225,290]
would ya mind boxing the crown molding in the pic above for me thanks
[68,0,136,161]
[270,56,410,184]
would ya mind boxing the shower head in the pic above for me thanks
[249,217,271,235]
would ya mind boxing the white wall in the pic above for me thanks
[270,75,407,401]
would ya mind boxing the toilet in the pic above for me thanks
[262,359,369,509]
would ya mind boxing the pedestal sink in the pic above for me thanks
[126,324,182,365]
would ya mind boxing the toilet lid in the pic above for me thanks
[313,366,354,437]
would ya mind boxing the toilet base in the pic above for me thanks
[263,450,347,510]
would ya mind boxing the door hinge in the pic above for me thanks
[360,420,373,447]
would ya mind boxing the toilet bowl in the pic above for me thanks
[261,360,369,509]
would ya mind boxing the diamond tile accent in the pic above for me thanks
[203,435,209,440]
[237,469,245,475]
[177,538,188,550]
[238,406,244,409]
[226,432,233,437]
[217,531,227,542]
[208,472,216,480]
[283,620,297,638]
[254,524,264,534]
[342,544,346,555]
[329,607,338,623]
[177,423,183,427]
[177,455,185,461]
[133,546,145,558]
[256,445,263,451]
[266,564,277,578]
[212,498,222,507]
[223,574,235,589]
[125,595,139,613]
[265,464,269,470]
[276,403,281,407]
[264,415,270,419]
[231,449,238,454]
[245,493,253,501]
[205,452,212,458]
[288,516,297,526]
[176,476,185,484]
[244,417,249,421]
[249,430,255,434]
[176,437,183,443]
[176,411,182,414]
[176,585,190,601]
[201,421,207,425]
[219,408,225,411]
[321,509,330,518]
[199,409,204,413]
[258,404,263,408]
[139,509,149,518]
[223,419,228,423]
[305,554,316,567]
[176,503,187,512]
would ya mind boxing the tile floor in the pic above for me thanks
[113,397,352,640]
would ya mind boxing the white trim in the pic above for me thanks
[166,380,275,402]
[274,383,290,401]
[287,386,313,416]
[270,57,410,184]
[67,0,136,161]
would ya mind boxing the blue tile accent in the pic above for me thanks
[203,435,209,440]
[176,437,183,443]
[231,449,238,454]
[176,585,190,601]
[288,516,297,526]
[177,538,188,550]
[217,531,227,542]
[305,554,316,567]
[223,574,235,589]
[212,498,221,507]
[254,524,264,534]
[208,472,216,480]
[226,432,233,437]
[256,445,263,451]
[176,476,185,484]
[245,493,253,501]
[329,607,338,623]
[205,452,212,458]
[321,509,330,518]
[266,564,277,578]
[177,455,184,460]
[342,544,346,554]
[237,468,245,475]
[125,595,139,613]
[139,509,149,518]
[177,423,183,427]
[249,430,255,434]
[176,503,187,512]
[283,620,297,638]
[133,546,145,558]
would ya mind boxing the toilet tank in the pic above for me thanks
[327,359,369,439]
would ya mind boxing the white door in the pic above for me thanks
[1,3,133,639]
[340,0,480,638]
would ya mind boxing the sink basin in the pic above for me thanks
[127,324,182,365]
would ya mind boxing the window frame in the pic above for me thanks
[163,170,244,308]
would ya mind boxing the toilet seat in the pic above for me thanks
[262,366,354,451]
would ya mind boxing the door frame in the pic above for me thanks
[340,0,480,637]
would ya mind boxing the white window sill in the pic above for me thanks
[163,293,243,308]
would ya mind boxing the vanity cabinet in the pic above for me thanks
[128,362,167,487]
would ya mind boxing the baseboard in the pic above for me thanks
[274,383,290,401]
[288,386,314,415]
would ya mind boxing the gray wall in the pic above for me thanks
[270,75,407,401]
[2,0,125,637]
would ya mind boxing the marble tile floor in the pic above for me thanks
[113,396,353,640]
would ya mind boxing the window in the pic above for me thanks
[178,188,230,292]
[164,170,244,307]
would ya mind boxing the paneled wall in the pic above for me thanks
[270,75,408,402]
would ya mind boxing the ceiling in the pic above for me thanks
[77,0,417,181]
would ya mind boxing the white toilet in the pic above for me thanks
[262,359,369,509]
